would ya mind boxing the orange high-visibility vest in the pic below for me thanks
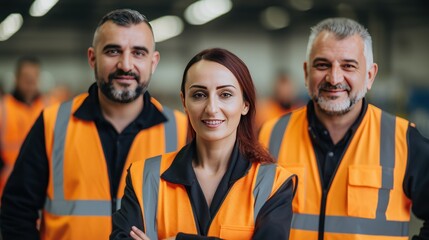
[255,99,296,130]
[0,94,47,196]
[41,93,188,240]
[129,152,296,240]
[259,105,410,240]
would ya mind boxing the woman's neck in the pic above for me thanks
[193,136,236,175]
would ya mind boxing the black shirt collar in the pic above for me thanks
[161,140,251,186]
[73,83,167,130]
[12,89,41,104]
[307,98,368,145]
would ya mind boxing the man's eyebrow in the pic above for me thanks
[102,44,121,51]
[312,57,329,63]
[133,46,149,53]
[342,59,359,65]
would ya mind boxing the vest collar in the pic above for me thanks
[161,140,251,186]
[307,98,369,141]
[73,83,167,130]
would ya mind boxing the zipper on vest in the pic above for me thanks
[318,189,327,240]
[206,182,235,234]
[316,128,355,240]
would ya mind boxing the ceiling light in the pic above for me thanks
[289,0,313,11]
[184,0,233,25]
[150,15,184,42]
[260,7,290,30]
[30,0,59,17]
[337,3,357,19]
[0,13,23,41]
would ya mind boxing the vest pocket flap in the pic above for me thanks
[220,225,254,240]
[348,166,382,188]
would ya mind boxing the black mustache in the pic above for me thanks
[319,82,350,91]
[108,70,139,80]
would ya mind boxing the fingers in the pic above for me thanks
[130,226,150,240]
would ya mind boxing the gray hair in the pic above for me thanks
[305,18,373,70]
[92,9,154,47]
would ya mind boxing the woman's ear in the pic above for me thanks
[242,101,250,116]
[180,92,187,113]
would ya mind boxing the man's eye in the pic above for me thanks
[134,51,147,57]
[105,49,120,55]
[343,64,357,70]
[314,63,329,70]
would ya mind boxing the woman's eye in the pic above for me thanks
[220,92,233,98]
[192,92,206,99]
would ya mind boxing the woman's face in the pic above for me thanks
[181,60,249,144]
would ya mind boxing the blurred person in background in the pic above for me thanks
[111,48,296,240]
[47,84,74,103]
[259,17,429,239]
[255,70,302,131]
[1,8,188,240]
[0,56,50,198]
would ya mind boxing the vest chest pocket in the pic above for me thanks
[220,225,254,240]
[347,166,392,219]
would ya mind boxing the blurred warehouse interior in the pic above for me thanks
[1,0,429,235]
[1,0,429,123]
[1,1,428,123]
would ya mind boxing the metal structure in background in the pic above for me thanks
[0,0,427,54]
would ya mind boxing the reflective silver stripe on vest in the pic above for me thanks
[52,100,72,200]
[116,198,122,210]
[142,155,161,240]
[45,198,111,216]
[45,100,112,216]
[292,213,409,236]
[289,110,409,236]
[45,102,179,216]
[162,107,177,153]
[268,114,290,160]
[253,164,276,221]
[378,111,395,219]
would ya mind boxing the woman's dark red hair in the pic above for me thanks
[181,48,274,164]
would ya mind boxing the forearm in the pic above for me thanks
[252,178,294,240]
[405,126,429,240]
[111,168,145,240]
[176,233,220,240]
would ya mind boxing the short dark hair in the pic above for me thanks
[93,9,154,46]
[96,9,151,29]
[15,56,40,76]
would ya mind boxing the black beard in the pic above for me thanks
[95,68,148,103]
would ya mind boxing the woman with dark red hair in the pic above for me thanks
[111,48,296,240]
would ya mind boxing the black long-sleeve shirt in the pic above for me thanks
[0,84,168,239]
[307,99,429,239]
[111,142,295,240]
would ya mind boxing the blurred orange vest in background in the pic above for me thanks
[0,94,48,196]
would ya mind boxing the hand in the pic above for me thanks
[130,226,150,240]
